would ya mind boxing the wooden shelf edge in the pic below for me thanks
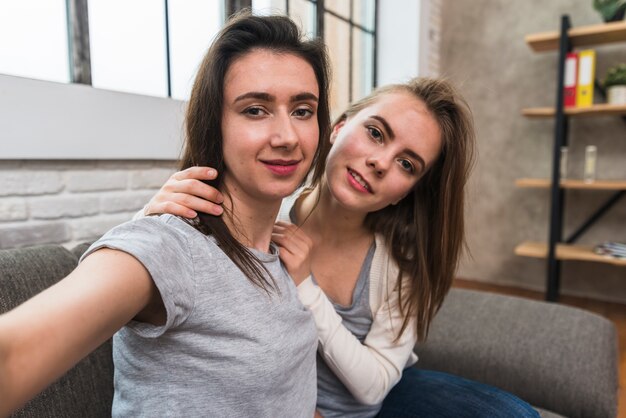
[515,241,626,266]
[526,20,626,52]
[522,103,626,118]
[515,178,626,190]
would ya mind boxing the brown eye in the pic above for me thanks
[243,107,266,117]
[293,108,314,118]
[398,158,415,173]
[368,127,383,143]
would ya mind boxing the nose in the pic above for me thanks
[269,113,298,150]
[366,153,391,177]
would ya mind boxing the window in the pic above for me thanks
[88,0,169,97]
[324,0,376,114]
[1,0,378,104]
[168,0,224,100]
[88,0,223,98]
[0,0,70,83]
[250,0,378,117]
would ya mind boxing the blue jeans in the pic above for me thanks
[377,368,540,418]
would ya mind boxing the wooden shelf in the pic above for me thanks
[515,241,626,266]
[526,20,626,52]
[522,103,626,118]
[516,178,626,190]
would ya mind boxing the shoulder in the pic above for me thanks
[81,214,203,265]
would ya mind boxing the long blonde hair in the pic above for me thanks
[336,78,476,341]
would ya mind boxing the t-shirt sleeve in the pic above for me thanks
[80,216,196,338]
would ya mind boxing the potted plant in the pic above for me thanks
[593,0,626,22]
[604,63,626,104]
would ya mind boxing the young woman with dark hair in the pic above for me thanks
[141,78,540,418]
[0,12,331,417]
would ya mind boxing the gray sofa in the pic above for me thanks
[0,244,618,418]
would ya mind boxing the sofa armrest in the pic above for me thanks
[415,288,618,418]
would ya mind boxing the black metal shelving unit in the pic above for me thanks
[522,16,626,302]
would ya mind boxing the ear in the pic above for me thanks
[330,120,346,145]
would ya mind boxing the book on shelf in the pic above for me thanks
[563,52,578,108]
[594,242,626,259]
[576,49,596,107]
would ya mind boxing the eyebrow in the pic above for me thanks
[370,114,425,172]
[234,91,319,103]
[370,115,395,139]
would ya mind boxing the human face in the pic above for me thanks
[325,91,442,214]
[221,49,320,204]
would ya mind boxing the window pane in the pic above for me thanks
[324,14,350,118]
[288,0,316,38]
[252,0,287,15]
[0,0,70,83]
[352,29,374,101]
[325,0,350,19]
[168,0,223,100]
[88,0,167,97]
[353,0,375,31]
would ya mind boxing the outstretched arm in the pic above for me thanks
[134,166,224,220]
[0,248,159,415]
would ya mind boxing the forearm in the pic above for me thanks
[0,249,155,415]
[297,278,416,405]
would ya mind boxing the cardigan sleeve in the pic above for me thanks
[297,275,418,406]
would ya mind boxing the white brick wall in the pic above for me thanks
[0,160,177,250]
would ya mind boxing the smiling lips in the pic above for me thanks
[262,159,301,176]
[347,168,372,193]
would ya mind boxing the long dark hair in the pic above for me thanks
[179,11,331,293]
[336,78,476,341]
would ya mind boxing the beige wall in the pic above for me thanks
[441,0,626,302]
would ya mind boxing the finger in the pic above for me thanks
[174,194,223,216]
[274,221,295,228]
[272,222,300,236]
[173,166,219,181]
[272,231,308,256]
[149,202,197,218]
[176,181,224,206]
[164,179,224,204]
[273,224,312,248]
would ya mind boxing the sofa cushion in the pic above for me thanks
[0,245,114,418]
[416,288,618,418]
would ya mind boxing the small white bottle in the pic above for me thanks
[584,145,597,183]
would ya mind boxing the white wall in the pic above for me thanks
[0,75,182,249]
[0,74,185,160]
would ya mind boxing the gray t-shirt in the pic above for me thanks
[81,214,317,417]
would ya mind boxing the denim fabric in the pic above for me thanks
[377,368,540,418]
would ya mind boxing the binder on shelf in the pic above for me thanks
[576,49,596,107]
[563,52,578,107]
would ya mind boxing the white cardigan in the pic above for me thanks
[278,194,418,406]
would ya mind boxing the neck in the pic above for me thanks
[297,180,371,245]
[221,183,282,253]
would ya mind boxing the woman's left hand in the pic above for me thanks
[272,221,313,286]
